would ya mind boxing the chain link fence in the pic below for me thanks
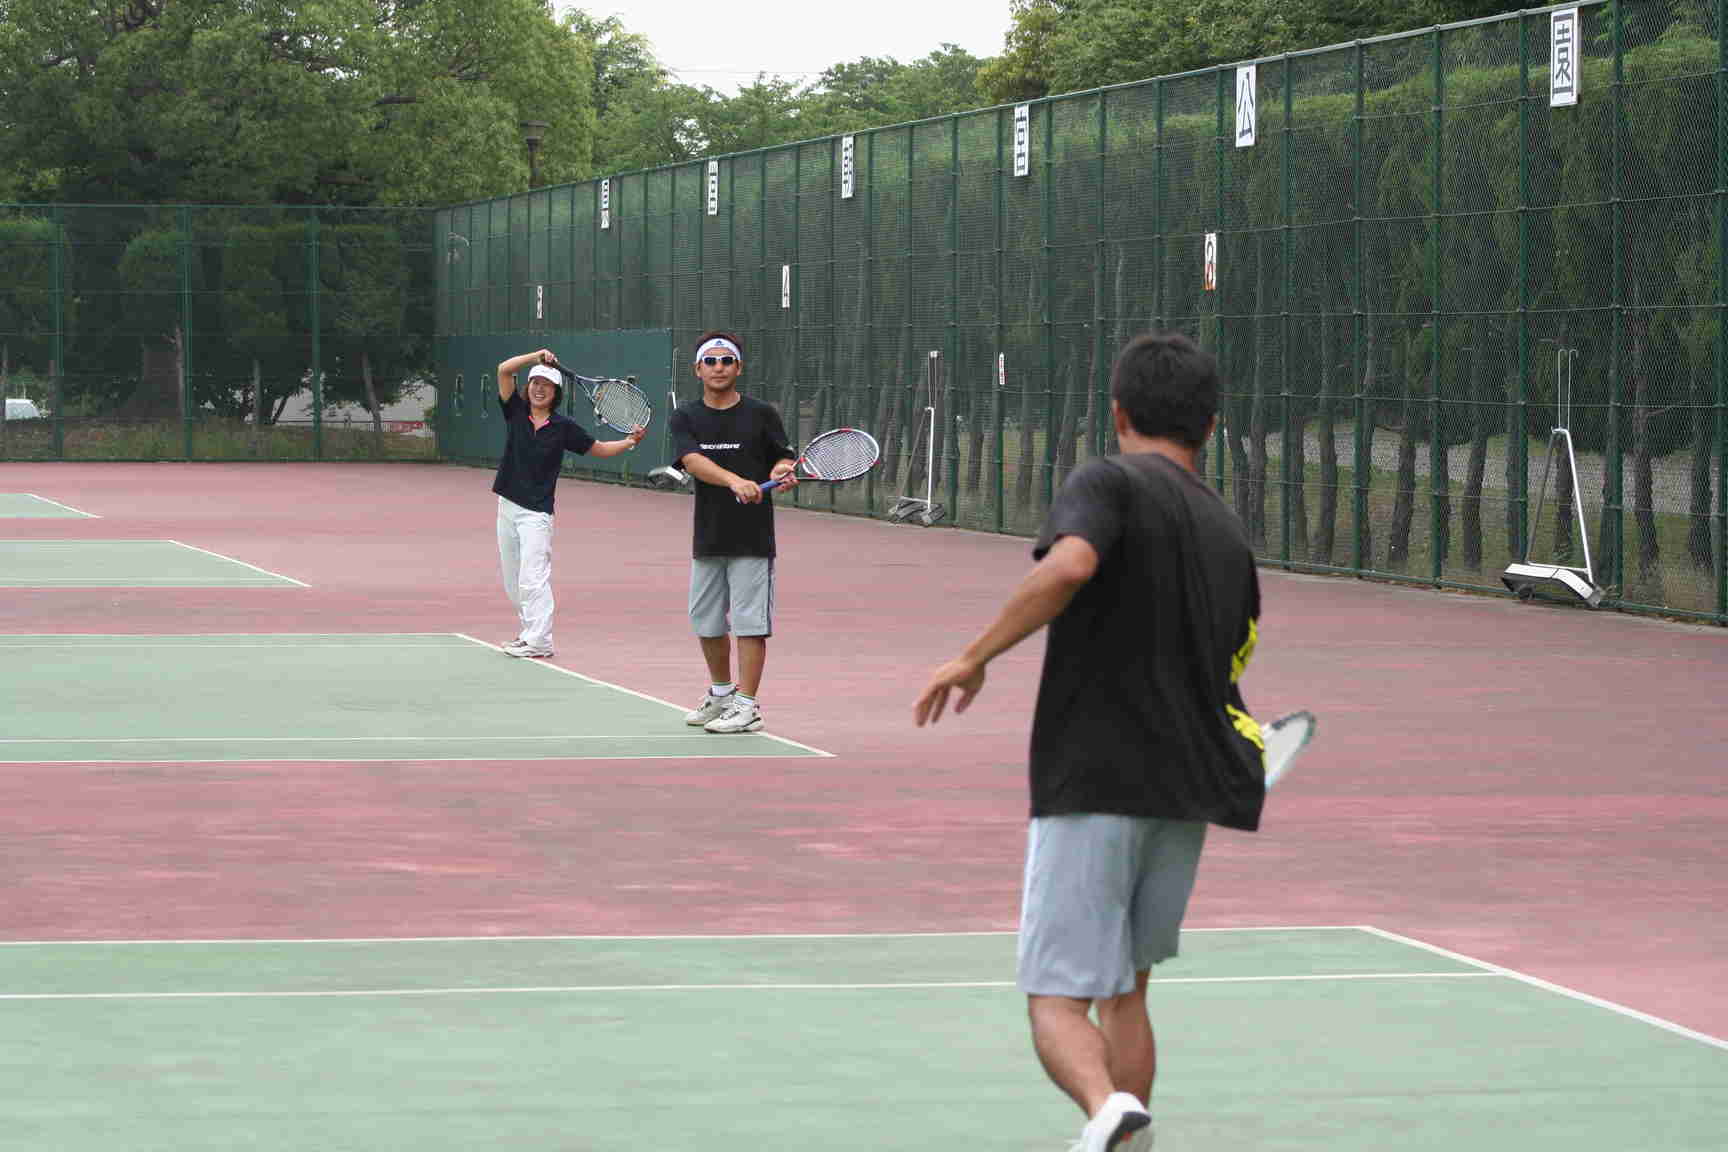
[437,1,1728,623]
[0,205,437,462]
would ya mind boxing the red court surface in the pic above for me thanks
[1,462,1724,1041]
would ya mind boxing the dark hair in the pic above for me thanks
[1109,331,1218,447]
[694,329,745,363]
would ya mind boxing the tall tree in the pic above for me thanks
[0,0,597,205]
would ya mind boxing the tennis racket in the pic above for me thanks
[760,427,881,493]
[1261,710,1316,789]
[554,366,653,434]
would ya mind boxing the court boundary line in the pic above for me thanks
[452,632,834,758]
[4,926,1717,1051]
[0,973,1502,1003]
[17,493,99,518]
[166,539,309,588]
[0,539,308,588]
[0,926,1360,946]
[3,631,823,763]
[1359,926,1728,1052]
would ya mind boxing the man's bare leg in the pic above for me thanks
[736,635,767,697]
[699,636,731,684]
[1027,994,1115,1117]
[1096,972,1154,1105]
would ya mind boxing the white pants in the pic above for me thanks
[497,496,554,649]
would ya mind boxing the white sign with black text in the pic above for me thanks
[1236,65,1257,148]
[600,178,610,230]
[706,160,719,216]
[841,135,856,200]
[1013,104,1030,178]
[1551,9,1580,107]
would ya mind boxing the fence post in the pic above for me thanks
[1611,0,1626,597]
[1283,55,1296,567]
[1095,90,1109,460]
[178,205,193,459]
[948,115,961,511]
[1215,67,1228,494]
[1717,0,1727,618]
[309,210,323,460]
[50,204,65,459]
[994,110,1006,533]
[1043,99,1056,509]
[831,140,842,510]
[1154,79,1165,332]
[1515,15,1532,561]
[1430,28,1445,585]
[1352,43,1368,572]
[866,131,879,514]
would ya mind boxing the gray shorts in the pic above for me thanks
[1017,814,1208,999]
[689,556,775,637]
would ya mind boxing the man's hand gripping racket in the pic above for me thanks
[736,427,881,503]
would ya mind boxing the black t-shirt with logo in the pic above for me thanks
[491,390,596,514]
[669,394,795,557]
[1028,452,1265,831]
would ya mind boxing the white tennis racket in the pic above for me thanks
[760,427,881,492]
[1261,710,1316,789]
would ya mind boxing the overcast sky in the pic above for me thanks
[569,1,1013,94]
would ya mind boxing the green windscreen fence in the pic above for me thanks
[435,0,1728,623]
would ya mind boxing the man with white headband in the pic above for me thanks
[668,330,798,733]
[491,347,644,658]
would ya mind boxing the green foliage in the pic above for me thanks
[0,0,596,205]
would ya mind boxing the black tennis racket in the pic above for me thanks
[760,427,881,493]
[554,366,653,434]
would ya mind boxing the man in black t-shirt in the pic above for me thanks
[492,348,643,658]
[668,331,797,733]
[913,331,1264,1152]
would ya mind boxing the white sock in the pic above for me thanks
[710,682,735,697]
[734,693,756,709]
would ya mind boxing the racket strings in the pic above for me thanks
[802,430,879,479]
[594,380,652,431]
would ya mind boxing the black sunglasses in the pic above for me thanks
[700,355,737,367]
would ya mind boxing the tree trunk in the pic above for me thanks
[363,348,382,458]
[1388,366,1418,573]
[1463,326,1487,570]
[1630,317,1663,597]
[1357,327,1377,566]
[1313,319,1338,565]
[1688,375,1714,569]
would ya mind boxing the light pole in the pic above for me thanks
[520,120,549,189]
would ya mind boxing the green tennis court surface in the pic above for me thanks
[0,633,820,761]
[0,493,96,518]
[0,540,302,586]
[0,928,1719,1151]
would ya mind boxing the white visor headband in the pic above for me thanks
[526,365,560,385]
[694,338,741,364]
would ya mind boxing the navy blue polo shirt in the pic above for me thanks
[491,391,596,514]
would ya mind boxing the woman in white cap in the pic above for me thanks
[492,348,643,658]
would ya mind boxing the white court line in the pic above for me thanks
[453,632,835,758]
[0,734,794,744]
[0,972,1497,1002]
[1360,926,1728,1051]
[0,579,296,586]
[166,539,308,588]
[0,753,821,764]
[20,494,99,518]
[0,926,1364,946]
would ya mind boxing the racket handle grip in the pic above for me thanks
[758,478,785,493]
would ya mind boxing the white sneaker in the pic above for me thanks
[684,691,735,726]
[703,698,763,733]
[1072,1093,1151,1152]
[504,640,553,659]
